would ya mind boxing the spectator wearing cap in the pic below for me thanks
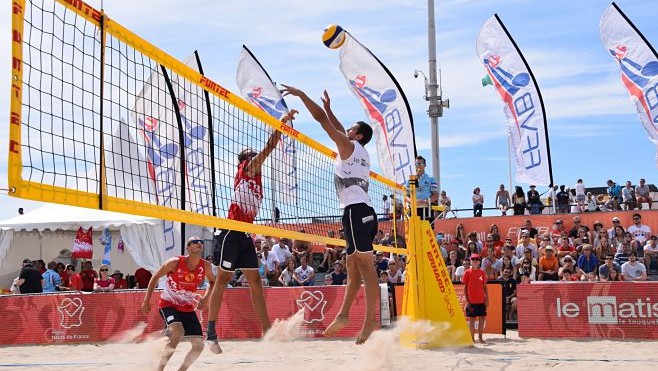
[111,270,128,289]
[592,220,606,246]
[635,178,653,210]
[607,216,622,241]
[15,259,43,294]
[330,260,347,285]
[463,254,488,344]
[621,252,647,281]
[374,251,389,273]
[627,213,652,255]
[527,185,543,214]
[515,231,537,260]
[643,235,658,271]
[538,246,559,281]
[576,244,599,276]
[67,264,83,291]
[598,254,621,281]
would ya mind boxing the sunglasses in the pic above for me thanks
[100,269,108,272]
[189,239,204,245]
[633,218,640,220]
[415,162,425,166]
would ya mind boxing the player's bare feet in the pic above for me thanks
[477,338,487,344]
[206,340,222,354]
[323,315,348,337]
[355,320,377,345]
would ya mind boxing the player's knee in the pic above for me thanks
[190,339,204,352]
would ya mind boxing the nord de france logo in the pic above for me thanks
[57,297,85,329]
[295,291,327,324]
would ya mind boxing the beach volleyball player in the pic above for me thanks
[206,110,298,353]
[282,85,379,344]
[141,236,215,371]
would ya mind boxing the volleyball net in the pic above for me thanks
[9,0,407,247]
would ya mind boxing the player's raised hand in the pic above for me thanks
[281,109,299,123]
[280,84,303,97]
[321,90,331,110]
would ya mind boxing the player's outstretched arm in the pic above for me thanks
[140,258,178,314]
[281,85,353,159]
[321,90,345,133]
[246,110,298,176]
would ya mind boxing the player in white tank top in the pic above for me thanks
[334,140,372,208]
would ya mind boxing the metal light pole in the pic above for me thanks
[422,0,449,193]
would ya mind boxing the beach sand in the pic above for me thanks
[1,320,657,371]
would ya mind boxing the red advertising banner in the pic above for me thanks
[0,286,376,346]
[518,282,658,339]
[435,210,658,245]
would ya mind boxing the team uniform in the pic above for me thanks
[335,141,377,255]
[213,160,261,272]
[159,256,206,337]
[463,268,487,317]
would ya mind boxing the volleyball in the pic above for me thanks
[322,24,346,49]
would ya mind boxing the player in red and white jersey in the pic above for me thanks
[142,236,214,371]
[206,110,297,353]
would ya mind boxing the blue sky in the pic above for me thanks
[0,0,657,220]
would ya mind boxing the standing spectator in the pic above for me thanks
[556,185,570,214]
[382,195,391,220]
[94,265,115,292]
[538,246,559,281]
[621,252,647,281]
[602,180,622,211]
[34,260,46,274]
[463,254,488,344]
[577,245,599,275]
[330,261,347,285]
[134,267,152,289]
[598,254,621,281]
[635,178,653,209]
[527,185,543,214]
[472,187,484,217]
[15,259,43,294]
[512,186,526,216]
[67,264,83,291]
[498,267,517,321]
[56,263,68,288]
[278,259,296,287]
[293,256,315,286]
[80,261,98,292]
[627,213,651,254]
[644,235,658,271]
[621,181,636,210]
[271,238,293,271]
[407,155,438,220]
[260,242,279,285]
[42,262,62,293]
[574,179,587,212]
[495,184,510,216]
[111,270,128,289]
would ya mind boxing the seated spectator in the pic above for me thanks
[515,231,538,259]
[644,235,658,272]
[472,187,484,217]
[498,267,517,320]
[493,254,517,278]
[42,261,63,293]
[621,252,647,281]
[495,184,511,216]
[293,256,315,286]
[601,180,622,211]
[559,256,581,280]
[278,259,296,287]
[551,220,566,240]
[518,271,532,284]
[598,254,620,281]
[111,270,128,289]
[517,260,536,281]
[330,261,347,285]
[614,242,631,266]
[522,220,539,239]
[569,216,589,239]
[446,250,460,282]
[482,254,499,281]
[621,181,637,210]
[94,265,115,292]
[585,272,599,282]
[134,267,151,289]
[628,213,651,255]
[466,231,483,252]
[387,260,403,284]
[635,178,653,210]
[259,243,279,285]
[561,269,576,281]
[323,274,333,285]
[292,231,312,264]
[538,246,559,281]
[481,235,503,260]
[455,257,470,282]
[556,238,576,260]
[518,248,538,268]
[608,266,624,281]
[375,251,389,272]
[577,244,599,275]
[271,238,293,271]
[512,186,526,216]
[585,192,598,212]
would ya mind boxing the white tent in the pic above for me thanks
[0,203,167,289]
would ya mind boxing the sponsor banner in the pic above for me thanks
[518,282,658,339]
[434,210,656,246]
[477,15,551,186]
[0,286,375,345]
[236,46,298,205]
[600,4,658,167]
[339,33,416,185]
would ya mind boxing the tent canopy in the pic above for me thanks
[0,203,158,232]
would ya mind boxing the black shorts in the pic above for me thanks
[342,203,378,255]
[159,307,202,337]
[466,303,487,318]
[213,230,258,271]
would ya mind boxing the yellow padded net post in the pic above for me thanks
[400,175,472,349]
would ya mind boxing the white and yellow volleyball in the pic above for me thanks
[322,24,346,49]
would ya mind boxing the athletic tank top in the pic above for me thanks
[228,160,263,223]
[334,141,372,208]
[159,256,205,312]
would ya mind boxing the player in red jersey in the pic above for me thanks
[463,253,489,344]
[206,110,297,353]
[142,236,215,371]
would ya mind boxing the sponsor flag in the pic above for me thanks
[236,45,298,205]
[339,33,417,185]
[601,3,658,167]
[476,15,553,186]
